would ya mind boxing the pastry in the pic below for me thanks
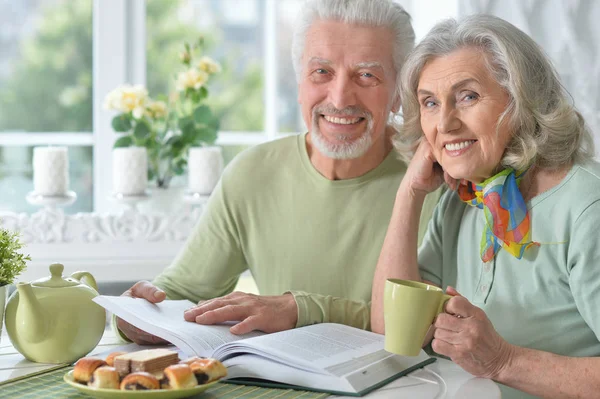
[113,348,179,377]
[105,351,127,367]
[73,357,107,384]
[119,372,160,390]
[189,358,227,384]
[162,364,197,389]
[179,356,206,365]
[88,366,120,389]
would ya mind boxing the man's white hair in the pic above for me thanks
[291,0,415,100]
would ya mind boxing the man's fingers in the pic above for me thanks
[185,299,227,321]
[194,305,247,325]
[185,297,245,321]
[130,281,166,303]
[230,316,261,335]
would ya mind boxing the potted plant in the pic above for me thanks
[0,226,30,340]
[104,37,222,190]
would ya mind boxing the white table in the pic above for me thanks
[0,327,500,398]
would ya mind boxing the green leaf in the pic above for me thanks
[133,121,151,140]
[113,135,134,148]
[147,169,155,181]
[111,114,132,132]
[165,135,182,147]
[145,137,161,151]
[193,105,213,124]
[173,159,187,175]
[208,115,220,131]
[194,126,218,145]
[199,86,208,99]
[181,125,198,143]
[178,116,194,131]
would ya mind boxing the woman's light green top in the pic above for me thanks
[419,162,600,399]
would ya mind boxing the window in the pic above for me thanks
[0,0,93,213]
[0,0,468,214]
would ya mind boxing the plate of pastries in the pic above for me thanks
[64,348,227,398]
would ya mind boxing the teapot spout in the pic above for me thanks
[16,282,48,344]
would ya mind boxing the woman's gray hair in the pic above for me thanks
[396,14,595,170]
[291,0,415,100]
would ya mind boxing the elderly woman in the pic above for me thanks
[371,15,600,399]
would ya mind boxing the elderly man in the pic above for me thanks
[118,0,442,344]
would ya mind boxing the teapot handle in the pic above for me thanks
[70,271,99,292]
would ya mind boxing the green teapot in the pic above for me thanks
[4,263,106,364]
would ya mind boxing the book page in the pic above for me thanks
[93,296,264,357]
[214,323,432,395]
[216,323,429,373]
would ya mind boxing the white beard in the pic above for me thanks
[309,107,375,160]
[310,126,373,159]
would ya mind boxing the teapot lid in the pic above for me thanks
[33,263,80,288]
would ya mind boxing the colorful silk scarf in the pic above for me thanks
[457,168,539,262]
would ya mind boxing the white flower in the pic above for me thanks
[197,56,221,74]
[132,106,145,120]
[103,84,149,114]
[176,68,209,91]
[146,100,168,119]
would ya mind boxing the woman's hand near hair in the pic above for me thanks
[402,139,447,197]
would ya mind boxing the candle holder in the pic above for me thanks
[109,191,151,211]
[26,190,77,209]
[183,191,211,207]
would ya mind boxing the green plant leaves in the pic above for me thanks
[113,135,134,147]
[193,105,212,124]
[0,227,30,286]
[111,114,132,132]
[173,158,187,175]
[133,121,150,140]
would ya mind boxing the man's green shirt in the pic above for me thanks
[153,133,441,329]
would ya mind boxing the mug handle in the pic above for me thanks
[436,293,454,315]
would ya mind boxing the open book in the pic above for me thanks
[93,296,435,396]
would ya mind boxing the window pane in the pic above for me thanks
[0,0,93,132]
[277,0,304,133]
[0,146,93,213]
[146,0,264,132]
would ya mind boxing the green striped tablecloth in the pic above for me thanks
[0,367,328,399]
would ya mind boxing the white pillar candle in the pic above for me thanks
[33,146,69,196]
[188,146,224,195]
[112,147,148,196]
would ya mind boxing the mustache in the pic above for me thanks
[313,104,370,118]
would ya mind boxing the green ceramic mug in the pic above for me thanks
[384,279,452,356]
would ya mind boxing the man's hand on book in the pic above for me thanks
[183,292,298,335]
[117,281,170,345]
